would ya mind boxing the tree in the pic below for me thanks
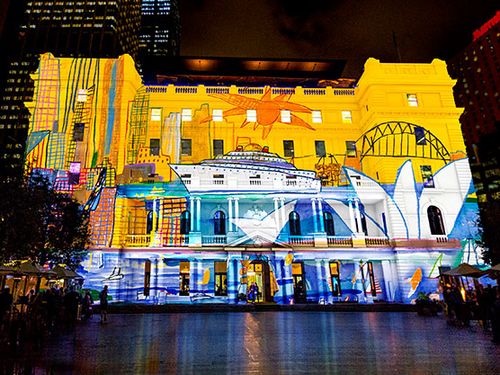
[476,201,500,266]
[0,173,91,269]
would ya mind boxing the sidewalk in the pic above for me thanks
[104,302,417,314]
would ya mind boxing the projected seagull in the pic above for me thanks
[229,200,297,245]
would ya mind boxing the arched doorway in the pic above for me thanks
[427,205,445,235]
[247,260,273,303]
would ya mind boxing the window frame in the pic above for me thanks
[181,139,192,156]
[283,140,295,158]
[312,110,322,123]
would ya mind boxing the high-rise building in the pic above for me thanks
[448,11,500,264]
[138,0,180,81]
[0,0,141,179]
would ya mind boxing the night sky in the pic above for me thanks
[180,0,498,77]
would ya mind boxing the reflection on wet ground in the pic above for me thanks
[1,312,499,374]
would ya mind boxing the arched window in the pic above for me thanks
[427,206,445,235]
[323,212,335,236]
[289,211,301,235]
[214,210,226,235]
[180,210,190,235]
[359,203,368,236]
[146,211,154,234]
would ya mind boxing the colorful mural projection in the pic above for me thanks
[25,55,483,304]
[201,88,315,139]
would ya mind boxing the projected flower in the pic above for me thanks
[202,88,315,139]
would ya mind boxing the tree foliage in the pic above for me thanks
[0,174,91,268]
[476,201,500,266]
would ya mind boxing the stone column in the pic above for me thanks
[233,198,239,230]
[311,198,318,233]
[228,197,233,232]
[196,197,201,232]
[274,197,281,229]
[348,199,356,233]
[280,197,286,230]
[317,199,325,233]
[190,197,195,232]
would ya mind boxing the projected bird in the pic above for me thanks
[201,88,315,139]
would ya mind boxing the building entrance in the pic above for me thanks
[247,261,272,302]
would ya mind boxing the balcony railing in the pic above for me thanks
[162,235,189,247]
[288,235,314,246]
[365,237,391,247]
[125,234,151,247]
[202,235,227,245]
[327,236,353,247]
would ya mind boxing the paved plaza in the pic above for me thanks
[1,312,498,374]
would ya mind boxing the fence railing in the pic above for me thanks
[288,235,314,246]
[327,236,353,247]
[125,234,151,247]
[202,235,227,245]
[365,237,391,247]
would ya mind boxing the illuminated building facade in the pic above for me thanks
[25,54,480,304]
[0,0,141,178]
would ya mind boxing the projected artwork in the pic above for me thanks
[25,54,481,304]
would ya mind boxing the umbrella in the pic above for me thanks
[0,265,17,275]
[9,261,57,277]
[52,265,83,280]
[490,263,500,272]
[442,263,486,277]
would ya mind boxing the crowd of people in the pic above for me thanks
[442,284,500,343]
[0,284,108,350]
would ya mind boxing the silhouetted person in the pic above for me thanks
[82,290,94,321]
[99,285,109,323]
[64,287,81,327]
[0,287,13,322]
[491,287,500,344]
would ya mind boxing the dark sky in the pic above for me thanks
[180,0,498,78]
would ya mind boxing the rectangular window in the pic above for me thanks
[420,165,435,188]
[407,94,418,107]
[76,89,87,102]
[214,261,227,296]
[367,262,377,297]
[212,109,223,122]
[346,141,357,158]
[181,108,192,121]
[281,110,291,123]
[247,109,257,122]
[341,110,352,123]
[414,126,426,145]
[150,138,160,156]
[312,110,322,123]
[68,162,81,185]
[73,122,84,141]
[315,140,326,157]
[283,140,294,158]
[329,261,341,297]
[179,261,190,296]
[144,260,151,297]
[213,139,224,157]
[181,139,192,156]
[151,108,162,121]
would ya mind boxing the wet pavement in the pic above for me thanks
[1,312,499,374]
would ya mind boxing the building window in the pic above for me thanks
[151,108,162,121]
[180,210,190,235]
[150,138,160,156]
[144,260,151,297]
[427,206,445,235]
[414,126,426,145]
[281,110,291,123]
[179,261,190,296]
[247,109,257,122]
[213,139,224,157]
[181,139,192,156]
[214,261,228,296]
[346,141,357,157]
[181,108,192,121]
[212,109,223,122]
[341,110,352,123]
[289,211,301,235]
[315,140,326,157]
[420,165,435,188]
[324,212,335,235]
[214,210,226,235]
[77,89,87,103]
[312,110,322,123]
[283,140,294,158]
[407,94,418,107]
[73,123,84,141]
[329,261,342,297]
[146,210,154,234]
[292,262,306,303]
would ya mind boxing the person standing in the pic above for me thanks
[0,287,13,323]
[99,285,109,323]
